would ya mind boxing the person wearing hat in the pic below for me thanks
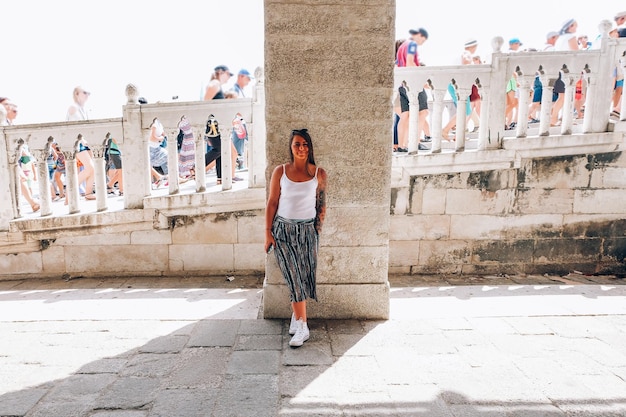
[461,39,478,65]
[555,18,579,51]
[614,11,626,37]
[544,31,559,51]
[396,27,428,67]
[203,65,233,101]
[230,69,254,99]
[508,38,523,52]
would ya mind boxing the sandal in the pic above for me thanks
[31,203,40,213]
[216,179,222,185]
[85,194,96,200]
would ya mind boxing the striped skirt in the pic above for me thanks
[149,145,168,170]
[272,216,318,302]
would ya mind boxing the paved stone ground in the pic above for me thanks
[0,273,625,416]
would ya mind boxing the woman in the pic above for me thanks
[203,65,242,183]
[265,129,327,347]
[18,145,40,212]
[149,117,169,186]
[66,87,96,200]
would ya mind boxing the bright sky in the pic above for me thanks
[2,0,620,124]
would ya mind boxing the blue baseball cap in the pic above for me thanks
[509,38,522,45]
[238,69,254,78]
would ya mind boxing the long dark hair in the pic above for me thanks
[289,128,316,166]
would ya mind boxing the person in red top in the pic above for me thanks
[396,28,430,151]
[396,28,428,67]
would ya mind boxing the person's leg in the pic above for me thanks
[551,94,564,125]
[398,111,409,150]
[54,171,65,198]
[20,178,39,211]
[292,300,307,322]
[76,150,95,195]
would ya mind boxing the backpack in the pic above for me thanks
[232,113,248,139]
[176,129,184,151]
[205,114,220,137]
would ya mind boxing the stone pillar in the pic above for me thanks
[263,0,393,319]
[539,74,555,137]
[91,145,108,212]
[34,145,53,217]
[430,89,446,154]
[194,132,206,193]
[455,86,470,152]
[516,76,533,138]
[249,67,267,188]
[407,90,419,154]
[122,85,151,209]
[0,132,16,228]
[63,149,80,215]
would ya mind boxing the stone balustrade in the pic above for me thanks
[0,67,267,231]
[395,25,626,154]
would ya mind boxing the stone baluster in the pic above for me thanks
[63,146,80,215]
[166,126,180,195]
[249,66,266,188]
[560,67,576,135]
[477,86,489,151]
[34,137,55,217]
[619,55,626,121]
[454,85,471,152]
[582,73,596,133]
[221,128,233,190]
[516,75,533,138]
[538,72,555,137]
[407,89,420,154]
[90,143,108,212]
[195,127,207,193]
[11,140,24,219]
[122,84,151,209]
[429,88,446,154]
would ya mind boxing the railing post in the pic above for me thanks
[122,85,151,209]
[63,149,80,215]
[430,88,446,154]
[539,74,555,137]
[221,128,233,190]
[560,71,576,135]
[485,54,507,149]
[249,66,266,188]
[582,73,597,134]
[34,139,54,217]
[407,90,420,154]
[194,129,206,192]
[477,90,489,151]
[91,144,108,212]
[11,140,24,219]
[0,131,16,228]
[166,127,180,195]
[455,87,470,152]
[516,75,533,138]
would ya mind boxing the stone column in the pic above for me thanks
[455,86,470,152]
[63,149,80,215]
[516,76,533,138]
[122,85,151,209]
[34,144,53,217]
[91,145,108,212]
[194,132,206,193]
[0,132,17,228]
[263,0,393,319]
[430,89,446,154]
[249,67,267,188]
[539,74,555,137]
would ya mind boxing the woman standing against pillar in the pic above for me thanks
[265,129,327,348]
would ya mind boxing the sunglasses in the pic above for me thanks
[292,128,308,134]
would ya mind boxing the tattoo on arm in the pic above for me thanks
[315,188,326,232]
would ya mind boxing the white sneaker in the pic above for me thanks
[289,319,309,347]
[289,313,297,335]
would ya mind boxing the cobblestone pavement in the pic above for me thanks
[0,273,625,416]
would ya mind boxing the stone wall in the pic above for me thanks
[389,149,626,276]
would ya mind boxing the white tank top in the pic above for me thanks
[276,164,318,220]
